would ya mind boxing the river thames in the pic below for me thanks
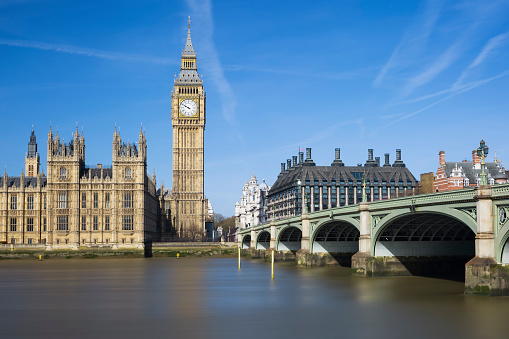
[0,257,508,338]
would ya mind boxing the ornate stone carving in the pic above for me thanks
[459,208,477,221]
[371,214,387,228]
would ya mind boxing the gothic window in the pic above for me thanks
[93,193,99,208]
[125,168,132,179]
[43,218,46,231]
[82,193,86,208]
[27,194,34,210]
[81,216,86,231]
[57,193,68,209]
[10,195,17,210]
[60,167,67,179]
[123,192,133,208]
[29,165,34,177]
[93,216,99,231]
[105,193,110,208]
[105,216,110,231]
[26,218,34,232]
[122,216,133,230]
[57,216,68,231]
[10,218,16,232]
[44,196,46,209]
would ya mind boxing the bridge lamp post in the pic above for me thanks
[477,139,489,186]
[362,173,367,203]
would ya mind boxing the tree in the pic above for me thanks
[214,213,236,233]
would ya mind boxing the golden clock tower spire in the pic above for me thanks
[170,17,208,240]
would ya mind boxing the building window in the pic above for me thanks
[105,193,110,208]
[122,238,125,244]
[56,239,60,244]
[123,193,133,208]
[10,195,17,210]
[44,196,46,209]
[27,238,33,245]
[27,194,34,210]
[28,165,34,177]
[82,239,86,244]
[93,216,98,231]
[131,238,134,244]
[93,193,99,208]
[122,216,133,230]
[57,193,68,209]
[43,218,47,231]
[82,193,86,208]
[60,167,67,179]
[105,216,110,231]
[94,239,97,244]
[27,217,34,232]
[81,216,86,231]
[10,218,16,232]
[57,216,68,231]
[125,167,131,179]
[106,239,109,244]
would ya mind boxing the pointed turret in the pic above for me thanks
[176,16,202,85]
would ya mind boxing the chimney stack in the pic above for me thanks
[281,163,285,173]
[292,156,297,167]
[365,148,377,167]
[384,153,391,167]
[299,152,304,164]
[392,149,405,167]
[375,157,380,166]
[331,148,344,166]
[287,159,292,170]
[439,151,445,166]
[306,148,312,161]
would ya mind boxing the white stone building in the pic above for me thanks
[235,174,270,229]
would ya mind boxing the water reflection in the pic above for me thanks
[0,258,508,339]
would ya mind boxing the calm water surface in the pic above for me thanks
[0,257,508,339]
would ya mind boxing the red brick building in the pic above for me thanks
[433,148,507,192]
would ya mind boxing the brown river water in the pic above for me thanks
[0,257,508,339]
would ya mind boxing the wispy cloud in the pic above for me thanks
[453,32,509,87]
[373,0,443,87]
[0,38,174,65]
[385,70,509,126]
[186,0,242,143]
[226,64,376,80]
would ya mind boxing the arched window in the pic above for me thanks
[125,167,132,179]
[60,167,66,179]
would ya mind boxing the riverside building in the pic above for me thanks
[0,127,157,248]
[266,148,418,220]
[235,174,270,229]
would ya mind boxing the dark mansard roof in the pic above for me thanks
[442,161,506,181]
[0,176,47,188]
[269,165,418,196]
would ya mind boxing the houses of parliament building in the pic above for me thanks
[0,20,211,248]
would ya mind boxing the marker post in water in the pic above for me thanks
[271,249,275,279]
[238,246,241,269]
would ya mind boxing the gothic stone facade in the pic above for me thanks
[164,20,209,240]
[0,127,157,248]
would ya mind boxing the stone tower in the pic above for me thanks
[170,17,208,239]
[46,125,85,248]
[25,129,40,177]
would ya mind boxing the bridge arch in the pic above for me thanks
[241,234,251,249]
[372,210,475,257]
[311,219,359,254]
[256,231,271,250]
[496,218,509,263]
[277,226,302,252]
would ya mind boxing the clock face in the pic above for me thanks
[180,99,198,116]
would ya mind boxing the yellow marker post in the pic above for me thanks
[238,246,241,269]
[38,255,42,261]
[177,253,180,259]
[271,249,275,279]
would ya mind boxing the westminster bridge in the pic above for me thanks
[238,184,509,295]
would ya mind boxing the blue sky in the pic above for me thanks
[1,0,509,216]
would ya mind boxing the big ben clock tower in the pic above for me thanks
[170,17,208,239]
